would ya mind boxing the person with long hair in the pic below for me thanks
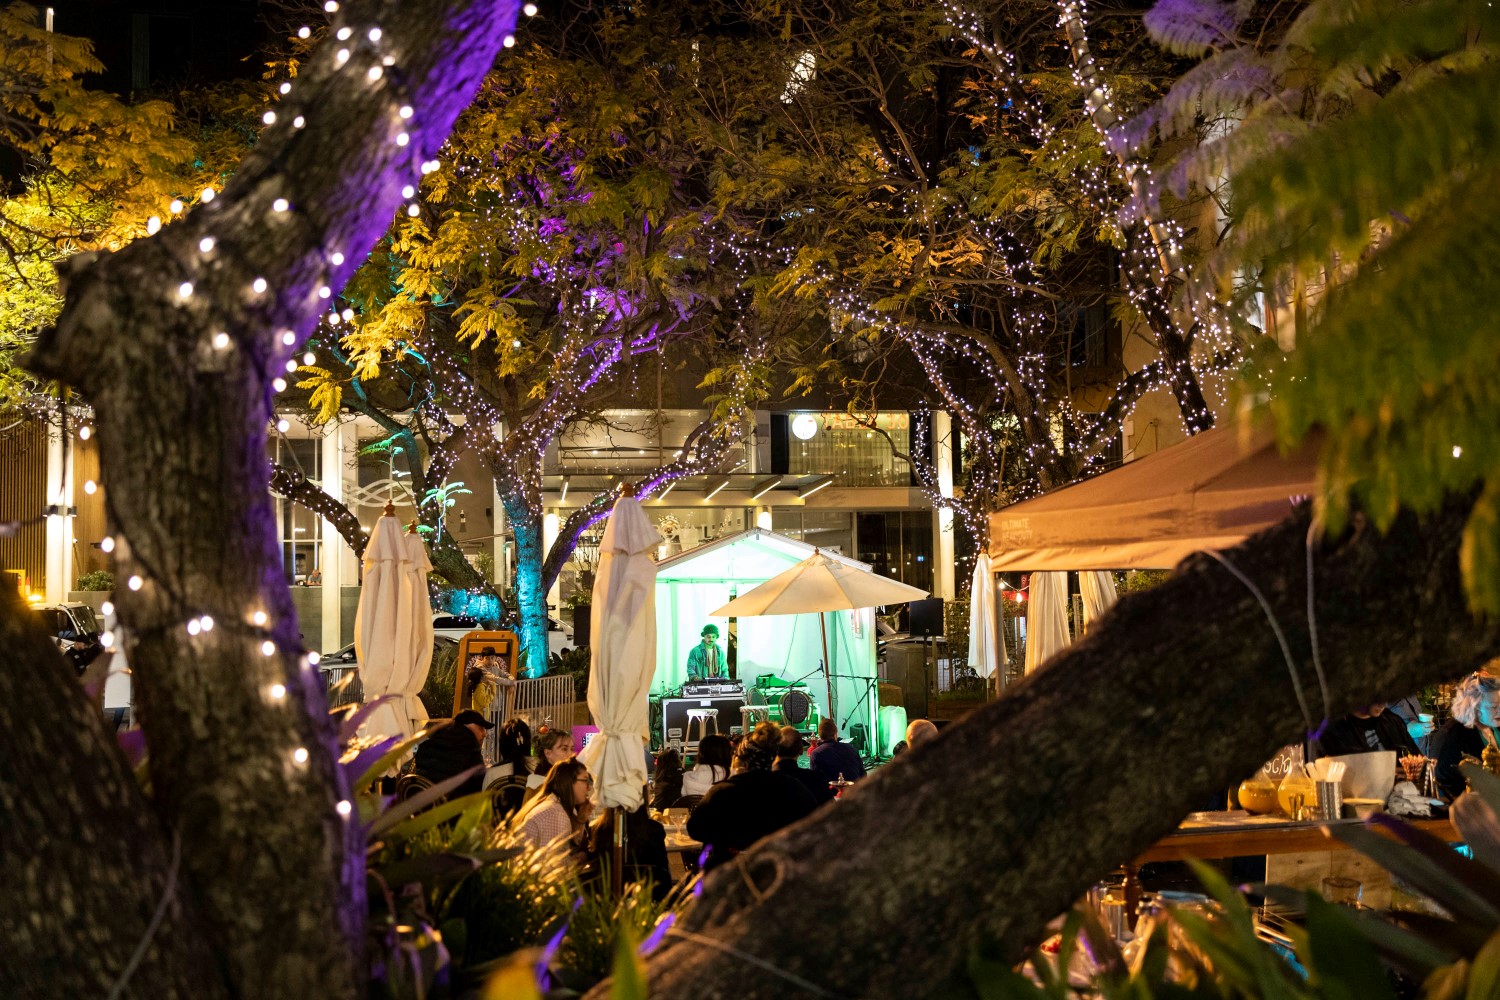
[486,718,532,779]
[650,748,685,809]
[681,733,732,796]
[514,758,595,855]
[1433,670,1500,799]
[686,722,816,870]
[527,728,575,790]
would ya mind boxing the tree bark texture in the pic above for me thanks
[0,587,227,1000]
[504,494,551,675]
[24,2,520,994]
[617,497,1500,999]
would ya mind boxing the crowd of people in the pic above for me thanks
[406,706,940,890]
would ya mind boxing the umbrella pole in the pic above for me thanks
[818,612,835,726]
[611,806,625,897]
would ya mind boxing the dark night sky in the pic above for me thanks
[48,0,270,94]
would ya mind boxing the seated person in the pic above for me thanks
[513,758,595,857]
[412,710,494,798]
[687,723,817,870]
[526,728,575,791]
[650,748,685,809]
[772,726,833,806]
[686,624,725,681]
[1434,671,1500,799]
[1316,703,1421,759]
[588,789,672,900]
[808,718,867,788]
[483,718,532,787]
[680,734,733,797]
[905,718,939,749]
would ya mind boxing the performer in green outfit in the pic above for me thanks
[686,624,725,681]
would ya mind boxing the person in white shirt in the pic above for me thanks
[680,734,732,796]
[514,758,594,856]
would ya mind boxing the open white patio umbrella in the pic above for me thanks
[354,505,429,741]
[576,494,660,815]
[1023,571,1070,675]
[710,550,929,720]
[968,553,1002,681]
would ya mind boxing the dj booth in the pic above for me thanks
[656,675,819,752]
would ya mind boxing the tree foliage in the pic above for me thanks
[1132,0,1500,610]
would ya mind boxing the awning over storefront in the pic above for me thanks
[987,422,1321,571]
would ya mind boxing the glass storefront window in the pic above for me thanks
[787,412,910,486]
[269,434,323,585]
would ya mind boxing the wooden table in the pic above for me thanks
[1119,817,1459,922]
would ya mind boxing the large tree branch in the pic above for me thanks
[270,461,368,557]
[22,2,521,994]
[618,494,1500,999]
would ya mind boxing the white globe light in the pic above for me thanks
[791,414,819,440]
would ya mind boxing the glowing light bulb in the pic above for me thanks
[1453,445,1464,458]
[298,26,310,38]
[307,651,322,666]
[270,683,287,700]
[101,600,114,616]
[213,332,231,350]
[406,203,419,217]
[100,537,115,554]
[200,616,214,632]
[253,611,268,626]
[336,800,352,816]
[273,377,287,392]
[169,199,184,214]
[78,425,91,440]
[293,116,305,129]
[146,215,161,235]
[128,575,143,591]
[395,132,409,147]
[277,418,291,432]
[263,110,277,125]
[293,747,309,764]
[261,640,276,656]
[318,285,331,298]
[187,619,202,636]
[279,82,292,95]
[399,105,413,119]
[330,251,345,265]
[367,66,383,81]
[281,330,297,346]
[303,351,316,365]
[336,48,349,66]
[503,34,516,48]
[198,236,215,253]
[200,187,215,203]
[178,282,194,299]
[83,480,97,495]
[253,277,268,293]
[101,630,115,648]
[368,27,382,41]
[336,26,352,39]
[341,308,354,321]
[524,2,538,14]
[401,184,415,198]
[324,1,338,11]
[273,198,289,213]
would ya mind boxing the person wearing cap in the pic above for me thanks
[412,709,494,798]
[773,726,833,805]
[58,630,105,676]
[686,623,725,681]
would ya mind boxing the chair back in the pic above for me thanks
[394,772,435,802]
[669,793,704,813]
[489,775,531,818]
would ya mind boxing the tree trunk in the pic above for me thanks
[0,587,228,999]
[22,1,521,993]
[271,461,367,557]
[610,496,1499,999]
[504,494,551,676]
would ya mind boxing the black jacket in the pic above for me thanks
[1315,711,1420,759]
[412,725,485,798]
[772,758,834,806]
[687,768,817,871]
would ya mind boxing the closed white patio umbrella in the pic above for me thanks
[968,553,1002,681]
[710,550,929,719]
[1023,571,1070,675]
[577,493,661,815]
[354,505,429,741]
[394,528,435,734]
[1078,570,1118,634]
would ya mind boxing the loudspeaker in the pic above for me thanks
[571,606,591,649]
[848,723,869,755]
[909,598,944,638]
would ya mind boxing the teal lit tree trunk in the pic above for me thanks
[503,494,550,677]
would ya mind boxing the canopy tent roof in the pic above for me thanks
[655,527,875,581]
[988,422,1321,571]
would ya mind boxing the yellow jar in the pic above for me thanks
[1277,772,1317,818]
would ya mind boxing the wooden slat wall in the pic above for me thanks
[73,437,108,578]
[0,420,48,594]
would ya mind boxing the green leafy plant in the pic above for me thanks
[74,570,114,592]
[548,646,591,702]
